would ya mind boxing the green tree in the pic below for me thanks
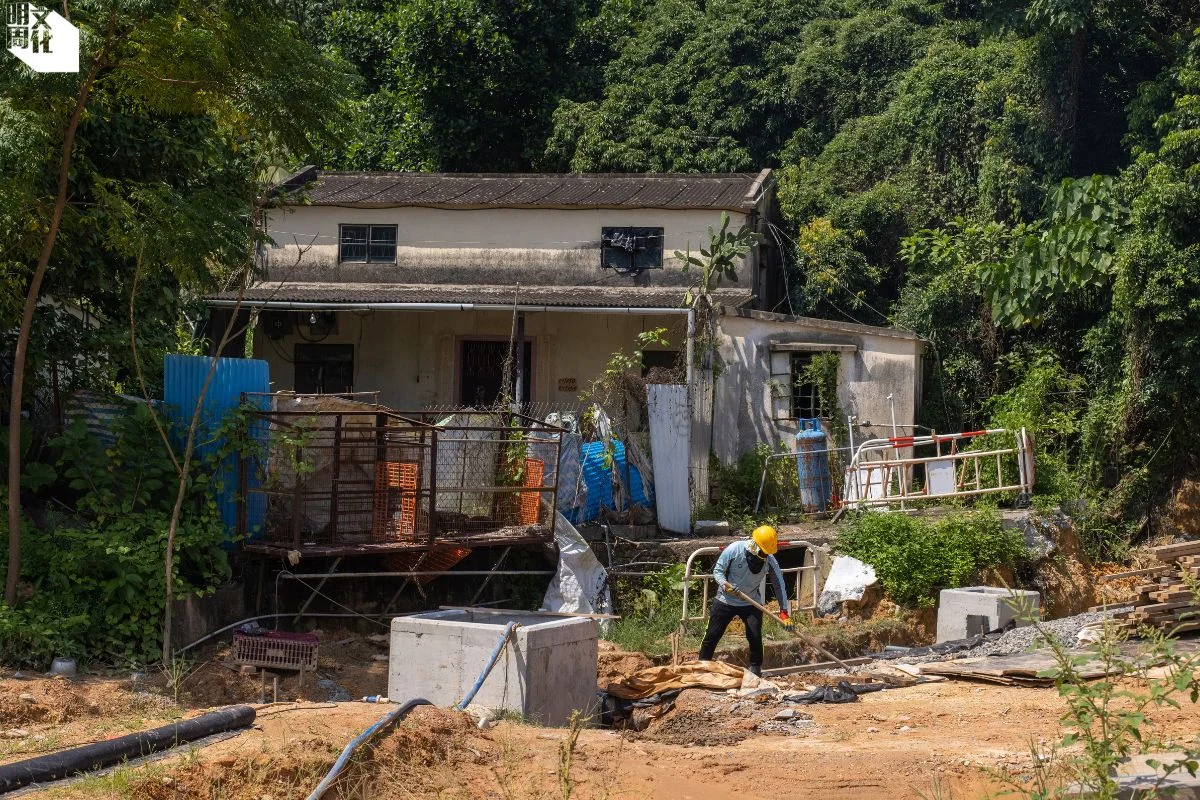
[1,0,352,610]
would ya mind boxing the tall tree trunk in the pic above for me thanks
[5,59,104,607]
[1062,27,1086,149]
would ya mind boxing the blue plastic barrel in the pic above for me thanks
[795,418,832,512]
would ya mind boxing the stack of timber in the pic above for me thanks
[1115,540,1200,633]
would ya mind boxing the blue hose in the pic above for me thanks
[456,621,518,710]
[306,622,518,799]
[305,697,430,800]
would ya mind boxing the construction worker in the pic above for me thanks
[697,525,791,677]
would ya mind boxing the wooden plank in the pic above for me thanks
[1099,565,1174,582]
[1153,540,1200,562]
[1149,589,1198,603]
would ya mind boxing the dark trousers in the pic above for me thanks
[698,600,764,675]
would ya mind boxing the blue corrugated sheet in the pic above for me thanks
[569,440,650,524]
[163,355,269,542]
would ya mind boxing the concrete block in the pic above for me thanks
[388,609,598,726]
[693,520,731,537]
[936,586,1040,643]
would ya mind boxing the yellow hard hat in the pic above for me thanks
[751,525,778,555]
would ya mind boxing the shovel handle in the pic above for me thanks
[727,587,855,671]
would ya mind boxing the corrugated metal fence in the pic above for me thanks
[163,355,270,539]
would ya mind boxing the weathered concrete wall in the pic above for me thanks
[712,309,925,463]
[170,582,246,648]
[253,308,687,407]
[387,609,598,726]
[262,205,755,290]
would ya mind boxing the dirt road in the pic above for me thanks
[1,674,1189,800]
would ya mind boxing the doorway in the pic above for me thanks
[459,340,533,406]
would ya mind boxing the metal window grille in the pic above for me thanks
[339,224,397,263]
[790,352,822,420]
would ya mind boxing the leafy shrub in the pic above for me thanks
[0,405,231,666]
[837,510,1026,608]
[703,443,800,529]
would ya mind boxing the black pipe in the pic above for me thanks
[0,704,256,792]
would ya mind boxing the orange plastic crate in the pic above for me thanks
[519,458,544,525]
[373,460,420,540]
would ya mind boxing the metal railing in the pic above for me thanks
[679,541,824,632]
[844,427,1034,509]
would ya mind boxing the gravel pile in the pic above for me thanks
[895,610,1115,665]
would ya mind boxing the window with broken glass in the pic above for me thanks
[600,227,664,273]
[339,224,397,263]
[769,351,829,420]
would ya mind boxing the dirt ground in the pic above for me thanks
[0,549,1179,800]
[3,657,1197,800]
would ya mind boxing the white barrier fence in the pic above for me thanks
[679,541,825,632]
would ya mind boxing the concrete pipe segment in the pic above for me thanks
[0,704,257,792]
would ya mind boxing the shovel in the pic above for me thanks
[725,585,856,671]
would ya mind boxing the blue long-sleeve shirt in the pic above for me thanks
[712,540,788,609]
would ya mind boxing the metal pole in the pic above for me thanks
[278,570,556,579]
[514,312,526,407]
[292,556,342,625]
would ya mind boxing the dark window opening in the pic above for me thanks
[339,224,397,263]
[601,227,664,273]
[295,344,354,395]
[641,350,681,378]
[460,340,533,407]
[791,352,826,420]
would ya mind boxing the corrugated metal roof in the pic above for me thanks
[281,170,770,211]
[206,282,753,310]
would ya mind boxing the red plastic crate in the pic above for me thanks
[232,631,319,671]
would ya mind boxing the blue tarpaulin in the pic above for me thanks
[567,440,650,524]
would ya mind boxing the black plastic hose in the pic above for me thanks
[0,704,256,792]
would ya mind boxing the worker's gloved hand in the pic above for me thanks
[723,583,736,594]
[778,611,794,628]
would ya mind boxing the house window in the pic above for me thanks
[790,352,825,420]
[601,227,664,273]
[339,224,397,263]
[294,344,354,395]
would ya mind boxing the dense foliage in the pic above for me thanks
[0,409,230,665]
[3,0,1199,661]
[838,511,1026,608]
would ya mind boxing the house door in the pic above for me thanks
[459,340,533,406]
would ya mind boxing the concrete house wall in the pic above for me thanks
[254,308,687,409]
[713,310,924,462]
[262,205,766,296]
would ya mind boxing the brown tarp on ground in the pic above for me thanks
[603,661,747,700]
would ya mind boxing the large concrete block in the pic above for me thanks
[388,609,598,726]
[936,586,1041,643]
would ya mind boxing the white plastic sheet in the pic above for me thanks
[816,555,878,615]
[541,510,612,623]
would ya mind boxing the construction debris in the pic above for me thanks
[1113,540,1200,632]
